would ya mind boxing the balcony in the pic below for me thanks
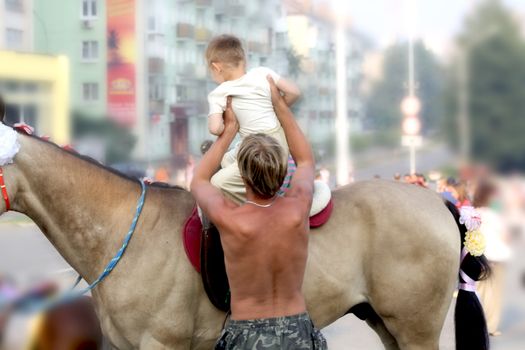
[148,58,165,74]
[195,0,212,7]
[177,63,196,77]
[229,5,245,17]
[176,23,194,39]
[195,27,212,42]
[215,2,246,17]
[247,41,269,55]
[147,41,165,60]
[5,0,24,12]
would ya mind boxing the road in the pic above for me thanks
[352,142,455,181]
[1,213,523,349]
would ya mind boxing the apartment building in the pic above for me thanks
[0,0,33,51]
[0,0,70,143]
[34,0,107,118]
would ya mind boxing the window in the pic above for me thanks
[82,41,99,60]
[5,0,23,12]
[5,28,23,49]
[148,16,156,32]
[196,9,205,27]
[82,83,99,102]
[82,0,97,19]
[176,85,187,102]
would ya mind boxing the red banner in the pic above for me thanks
[107,0,136,126]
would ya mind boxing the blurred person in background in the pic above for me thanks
[0,274,17,345]
[200,140,214,155]
[414,173,428,188]
[474,180,512,337]
[453,181,471,208]
[319,166,330,184]
[154,164,170,183]
[185,155,195,190]
[438,177,459,205]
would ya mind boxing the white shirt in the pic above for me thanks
[208,67,281,137]
[478,207,512,262]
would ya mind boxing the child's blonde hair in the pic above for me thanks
[205,34,246,68]
[237,134,287,199]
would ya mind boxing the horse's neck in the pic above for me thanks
[13,135,143,282]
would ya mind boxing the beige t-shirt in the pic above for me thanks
[208,67,281,137]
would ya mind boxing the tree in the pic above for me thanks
[285,47,303,78]
[72,111,136,164]
[366,41,444,139]
[444,0,525,171]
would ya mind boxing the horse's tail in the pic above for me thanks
[444,200,491,350]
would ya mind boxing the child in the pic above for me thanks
[205,35,300,204]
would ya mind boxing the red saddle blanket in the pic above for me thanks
[183,199,334,273]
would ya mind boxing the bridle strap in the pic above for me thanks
[0,167,10,211]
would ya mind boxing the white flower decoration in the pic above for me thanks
[0,124,21,166]
[459,206,482,231]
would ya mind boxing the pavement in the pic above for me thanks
[0,212,523,349]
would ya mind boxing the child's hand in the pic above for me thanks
[267,75,287,110]
[223,96,239,134]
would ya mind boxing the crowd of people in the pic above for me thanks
[395,168,523,337]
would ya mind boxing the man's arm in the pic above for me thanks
[191,97,239,223]
[267,76,314,208]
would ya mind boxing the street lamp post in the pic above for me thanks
[333,1,351,186]
[401,0,421,175]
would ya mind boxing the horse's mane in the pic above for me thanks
[15,130,186,192]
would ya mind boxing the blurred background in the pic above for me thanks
[1,0,525,348]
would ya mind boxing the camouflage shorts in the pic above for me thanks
[214,312,327,350]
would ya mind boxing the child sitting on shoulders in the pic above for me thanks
[205,34,300,204]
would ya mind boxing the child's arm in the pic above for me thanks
[276,78,301,107]
[208,114,225,136]
[208,91,226,136]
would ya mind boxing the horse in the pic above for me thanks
[0,117,488,349]
[28,296,104,350]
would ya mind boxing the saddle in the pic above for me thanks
[183,181,334,312]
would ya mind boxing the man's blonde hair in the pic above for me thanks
[238,134,287,199]
[205,34,246,67]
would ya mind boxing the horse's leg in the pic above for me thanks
[379,311,443,350]
[365,313,400,350]
[139,335,191,350]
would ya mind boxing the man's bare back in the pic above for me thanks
[217,197,309,320]
[191,76,326,349]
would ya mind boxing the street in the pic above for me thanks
[0,212,524,349]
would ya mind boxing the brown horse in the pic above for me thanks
[28,296,104,350]
[0,119,488,349]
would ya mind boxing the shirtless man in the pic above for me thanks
[191,76,327,349]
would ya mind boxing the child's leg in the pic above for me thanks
[221,147,238,169]
[267,126,289,161]
[211,162,246,205]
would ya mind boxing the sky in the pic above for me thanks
[346,0,525,57]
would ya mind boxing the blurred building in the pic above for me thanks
[0,0,69,143]
[0,51,70,143]
[34,0,107,118]
[30,0,365,169]
[277,0,366,156]
[0,0,33,52]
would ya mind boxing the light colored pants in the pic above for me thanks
[211,126,289,205]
